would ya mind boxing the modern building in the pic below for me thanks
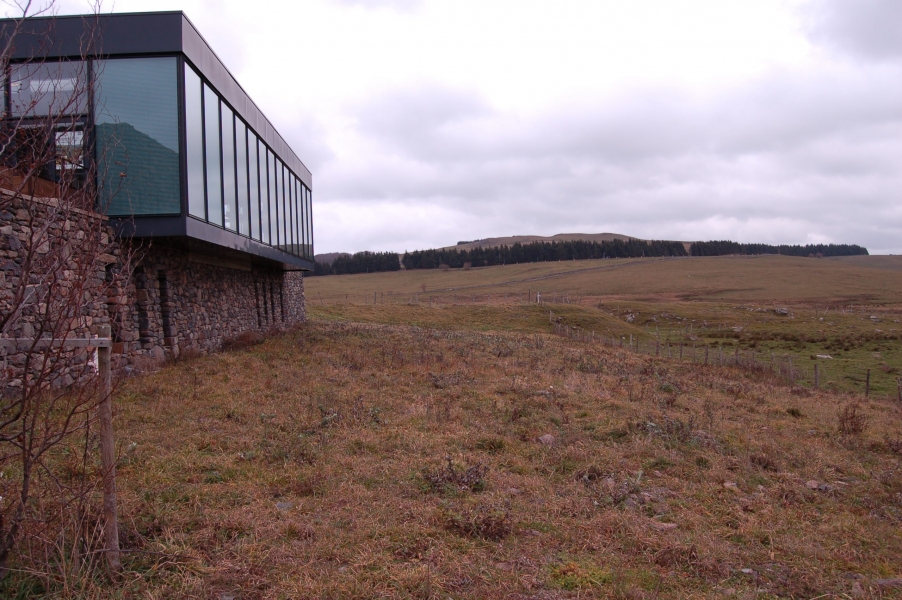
[1,12,312,365]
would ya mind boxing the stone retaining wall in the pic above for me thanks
[112,244,306,371]
[1,192,307,384]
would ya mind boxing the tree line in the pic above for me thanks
[309,240,870,275]
[690,241,869,257]
[310,251,401,276]
[401,239,688,270]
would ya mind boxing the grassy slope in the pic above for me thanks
[7,256,902,598]
[21,323,899,599]
[308,256,902,397]
[306,255,902,304]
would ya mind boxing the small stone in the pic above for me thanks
[623,498,639,510]
[650,521,677,531]
[276,501,294,511]
[874,579,902,589]
[506,487,523,496]
[851,581,864,597]
[652,470,664,478]
[538,434,555,446]
[805,480,819,490]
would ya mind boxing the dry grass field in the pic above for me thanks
[7,323,902,599]
[306,255,902,305]
[308,256,902,397]
[5,255,902,598]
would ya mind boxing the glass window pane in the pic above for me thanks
[11,60,88,117]
[261,146,271,244]
[268,148,278,246]
[184,64,205,218]
[307,187,313,259]
[303,185,310,259]
[221,105,237,231]
[236,120,249,235]
[249,136,260,241]
[203,85,222,226]
[296,178,303,256]
[95,57,180,215]
[280,162,288,250]
[287,173,295,254]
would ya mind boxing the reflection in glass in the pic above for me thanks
[221,105,237,231]
[184,65,205,218]
[293,177,301,255]
[249,136,260,240]
[268,148,278,246]
[95,57,180,215]
[236,120,249,235]
[204,85,222,226]
[306,186,313,259]
[285,172,294,254]
[276,160,289,250]
[261,146,270,244]
[11,60,88,117]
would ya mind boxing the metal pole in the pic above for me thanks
[96,324,120,573]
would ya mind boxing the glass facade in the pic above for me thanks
[3,53,311,262]
[182,63,311,260]
[95,57,180,215]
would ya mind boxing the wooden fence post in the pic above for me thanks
[865,369,870,398]
[814,363,819,389]
[96,324,120,573]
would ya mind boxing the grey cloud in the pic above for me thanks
[313,65,902,254]
[803,0,902,61]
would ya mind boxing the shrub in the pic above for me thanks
[837,402,867,436]
[439,500,510,540]
[421,457,488,494]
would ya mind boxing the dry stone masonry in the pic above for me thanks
[1,191,306,386]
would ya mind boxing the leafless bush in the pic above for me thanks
[837,402,868,437]
[0,5,133,581]
[421,456,488,494]
[438,499,510,540]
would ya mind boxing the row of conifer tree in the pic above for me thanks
[689,241,868,257]
[308,240,868,275]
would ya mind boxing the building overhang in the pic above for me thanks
[111,217,313,271]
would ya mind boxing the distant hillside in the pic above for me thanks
[446,232,662,252]
[314,252,350,265]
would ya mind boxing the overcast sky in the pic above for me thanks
[46,0,902,254]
